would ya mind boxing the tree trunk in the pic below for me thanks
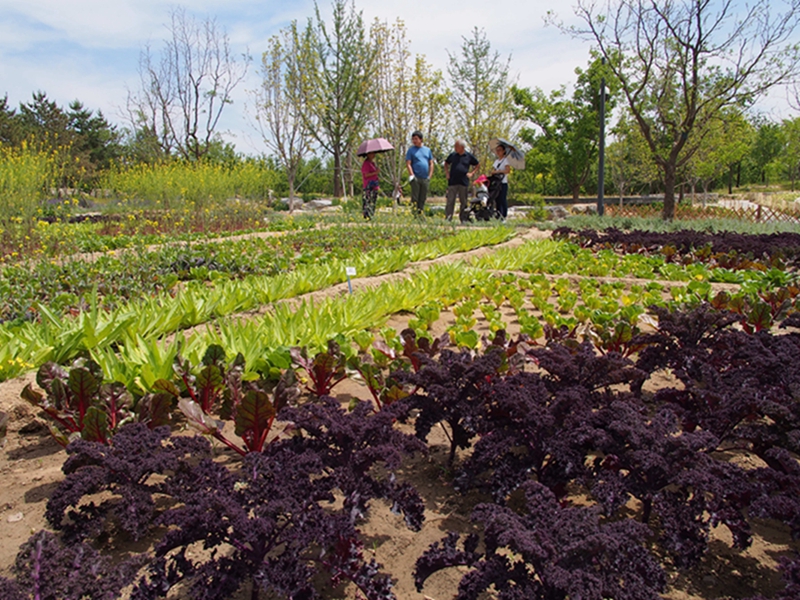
[572,185,580,202]
[333,151,343,198]
[728,165,733,194]
[662,163,677,220]
[346,153,354,199]
[287,176,297,214]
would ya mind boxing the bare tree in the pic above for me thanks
[253,31,313,204]
[369,19,450,199]
[129,7,249,161]
[556,0,800,219]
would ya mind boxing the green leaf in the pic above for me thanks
[152,379,181,397]
[137,392,174,428]
[81,406,108,443]
[202,344,226,366]
[455,330,480,350]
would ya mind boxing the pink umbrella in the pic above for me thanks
[357,137,395,156]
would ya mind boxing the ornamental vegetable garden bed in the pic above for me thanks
[1,221,799,600]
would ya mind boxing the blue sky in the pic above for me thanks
[1,0,797,155]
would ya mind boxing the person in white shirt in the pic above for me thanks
[491,144,511,219]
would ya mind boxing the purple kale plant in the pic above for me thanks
[588,401,754,567]
[394,347,506,466]
[129,397,423,600]
[415,482,666,600]
[454,368,596,503]
[637,306,800,458]
[133,442,399,600]
[280,396,427,530]
[45,422,211,543]
[0,530,144,600]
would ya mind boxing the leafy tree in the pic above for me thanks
[775,116,800,191]
[607,115,659,204]
[684,110,753,201]
[11,92,120,189]
[559,0,800,219]
[0,95,22,146]
[290,0,377,198]
[447,27,514,167]
[130,7,249,161]
[513,57,616,201]
[67,101,120,172]
[17,91,73,147]
[743,117,784,186]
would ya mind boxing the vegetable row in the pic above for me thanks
[0,227,513,381]
[1,222,463,324]
[6,300,800,600]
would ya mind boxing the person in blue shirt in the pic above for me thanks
[405,130,434,214]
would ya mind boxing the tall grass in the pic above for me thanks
[101,160,282,211]
[0,141,65,225]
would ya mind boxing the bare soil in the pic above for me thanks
[0,224,795,599]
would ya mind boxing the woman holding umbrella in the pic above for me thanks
[489,138,526,220]
[357,138,394,219]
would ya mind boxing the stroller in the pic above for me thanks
[461,174,503,222]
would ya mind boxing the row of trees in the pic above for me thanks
[254,0,515,199]
[250,0,800,218]
[2,0,799,220]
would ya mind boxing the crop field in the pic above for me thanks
[1,213,799,600]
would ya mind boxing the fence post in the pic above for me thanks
[757,204,762,222]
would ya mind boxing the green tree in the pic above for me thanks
[18,91,72,146]
[291,0,377,198]
[0,95,22,146]
[775,117,800,190]
[513,57,616,201]
[67,101,121,178]
[684,112,752,202]
[607,115,659,204]
[560,0,800,219]
[15,92,119,189]
[743,118,784,186]
[447,27,514,167]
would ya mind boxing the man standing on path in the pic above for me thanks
[444,139,479,221]
[405,130,434,214]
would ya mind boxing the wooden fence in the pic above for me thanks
[604,203,800,224]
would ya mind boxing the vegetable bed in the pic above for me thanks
[1,224,799,600]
